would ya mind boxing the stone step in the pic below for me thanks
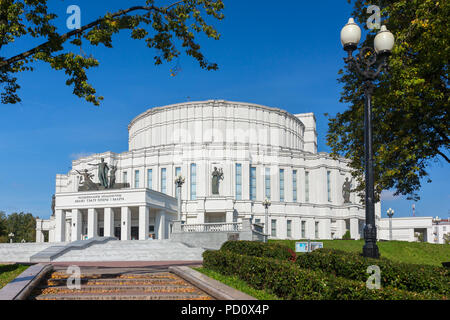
[29,270,214,300]
[33,291,213,300]
[36,284,196,293]
[44,277,186,286]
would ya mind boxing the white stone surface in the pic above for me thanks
[52,240,204,262]
[0,243,69,263]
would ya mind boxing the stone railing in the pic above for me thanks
[181,222,243,233]
[171,218,266,249]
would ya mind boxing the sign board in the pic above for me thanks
[295,241,323,253]
[295,242,308,253]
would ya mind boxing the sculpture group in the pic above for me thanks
[77,158,129,191]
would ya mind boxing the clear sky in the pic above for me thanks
[1,0,448,220]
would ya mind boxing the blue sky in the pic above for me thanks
[0,0,448,220]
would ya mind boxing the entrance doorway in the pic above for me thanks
[131,227,139,240]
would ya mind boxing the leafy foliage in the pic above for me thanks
[220,240,295,261]
[203,249,444,300]
[327,0,449,201]
[342,230,352,240]
[0,211,37,243]
[295,248,449,295]
[0,0,224,105]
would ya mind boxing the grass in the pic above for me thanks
[0,264,29,289]
[270,239,450,266]
[193,267,282,300]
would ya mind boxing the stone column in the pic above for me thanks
[121,207,131,240]
[350,218,359,240]
[322,218,332,240]
[104,208,114,237]
[54,209,66,242]
[226,210,234,223]
[35,219,44,242]
[71,209,82,241]
[155,210,166,240]
[139,206,149,240]
[87,208,98,239]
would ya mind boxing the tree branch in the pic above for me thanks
[436,149,450,163]
[0,2,187,68]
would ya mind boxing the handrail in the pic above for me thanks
[181,222,243,233]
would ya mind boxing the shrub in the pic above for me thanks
[220,240,295,261]
[295,248,449,295]
[342,230,351,240]
[203,250,444,300]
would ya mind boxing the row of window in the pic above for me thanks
[255,219,320,238]
[243,165,331,203]
[123,165,333,203]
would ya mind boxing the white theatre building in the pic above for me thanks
[36,100,380,243]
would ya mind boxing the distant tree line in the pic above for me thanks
[0,211,36,243]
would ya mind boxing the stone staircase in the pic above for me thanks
[29,269,213,300]
[0,243,69,263]
[51,239,205,262]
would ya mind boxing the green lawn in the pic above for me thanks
[270,239,450,266]
[0,264,29,289]
[193,267,282,300]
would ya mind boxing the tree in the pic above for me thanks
[4,212,36,243]
[443,233,450,245]
[0,211,7,242]
[327,0,449,202]
[0,0,224,105]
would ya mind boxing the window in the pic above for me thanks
[134,170,140,188]
[235,164,242,200]
[250,167,256,200]
[301,221,306,238]
[305,171,310,202]
[265,168,271,199]
[327,170,331,202]
[161,168,167,194]
[271,219,277,237]
[315,221,319,239]
[255,218,261,224]
[287,220,292,238]
[190,163,196,200]
[279,169,284,202]
[293,170,297,202]
[123,171,128,184]
[147,169,152,189]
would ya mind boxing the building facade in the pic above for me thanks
[36,100,381,243]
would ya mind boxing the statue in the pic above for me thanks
[342,177,353,203]
[89,158,109,188]
[211,167,224,195]
[51,194,55,216]
[109,165,117,188]
[76,169,98,191]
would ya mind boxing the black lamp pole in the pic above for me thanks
[341,21,394,258]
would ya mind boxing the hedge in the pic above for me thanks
[295,248,449,296]
[203,250,444,300]
[220,240,296,261]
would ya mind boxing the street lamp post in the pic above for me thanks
[340,18,395,258]
[8,232,14,244]
[387,208,394,241]
[174,175,185,221]
[262,198,271,242]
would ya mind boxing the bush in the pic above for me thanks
[295,248,449,295]
[203,250,443,300]
[342,230,351,240]
[220,240,296,261]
